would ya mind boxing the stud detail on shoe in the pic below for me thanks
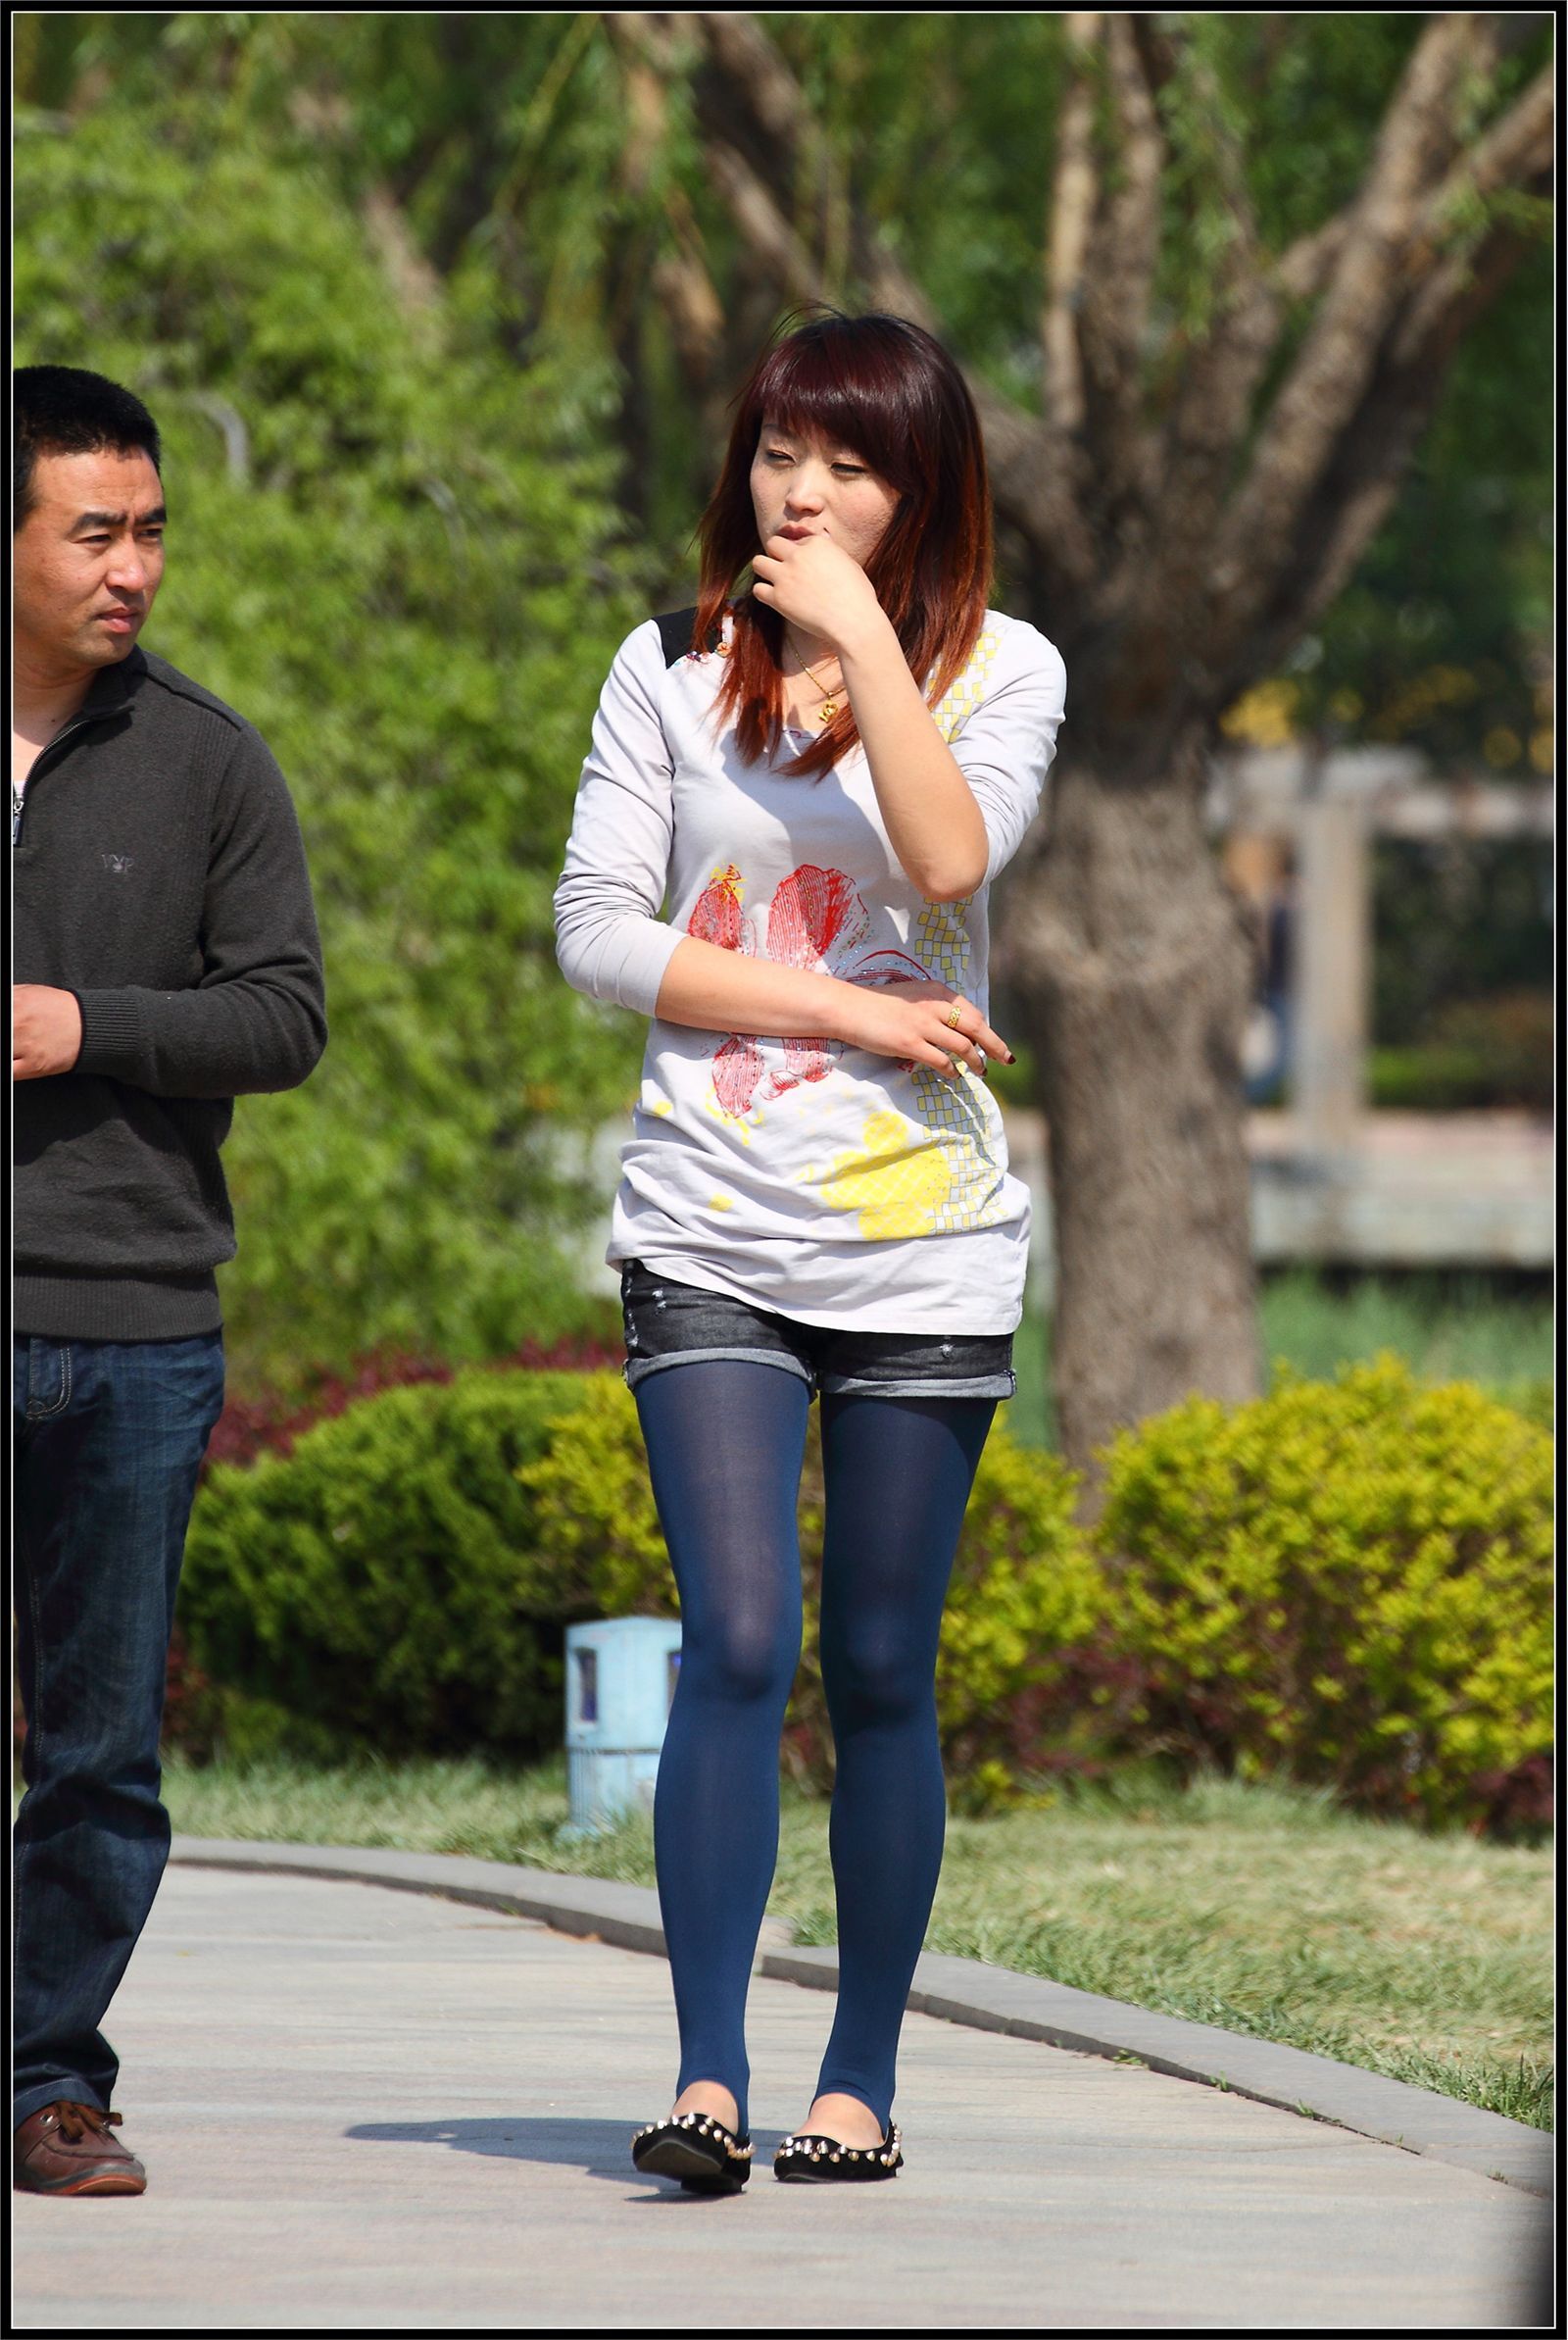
[772,2120,903,2182]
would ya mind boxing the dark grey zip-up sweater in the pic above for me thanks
[13,645,327,1341]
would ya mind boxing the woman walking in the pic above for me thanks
[554,311,1065,2192]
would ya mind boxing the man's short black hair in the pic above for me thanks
[14,366,163,528]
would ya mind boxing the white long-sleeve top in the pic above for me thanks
[555,607,1066,1332]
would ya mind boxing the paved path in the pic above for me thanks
[12,1868,1551,2330]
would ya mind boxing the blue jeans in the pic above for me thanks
[12,1331,225,2125]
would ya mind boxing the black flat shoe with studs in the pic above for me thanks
[773,2122,903,2182]
[631,2110,754,2193]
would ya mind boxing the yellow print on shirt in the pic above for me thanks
[931,628,999,744]
[817,1110,954,1240]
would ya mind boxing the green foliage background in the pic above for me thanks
[16,104,650,1387]
[178,1360,1551,1837]
[17,14,1552,761]
[15,16,1552,1390]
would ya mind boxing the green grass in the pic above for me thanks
[1009,1270,1553,1449]
[1255,1269,1555,1400]
[161,1750,1553,2132]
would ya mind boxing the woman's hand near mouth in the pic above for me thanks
[752,527,885,659]
[753,517,992,902]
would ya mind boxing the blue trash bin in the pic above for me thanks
[564,1617,682,1837]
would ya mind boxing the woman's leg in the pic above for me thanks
[810,1393,996,2134]
[634,1359,810,2136]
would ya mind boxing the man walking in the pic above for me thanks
[12,367,327,2195]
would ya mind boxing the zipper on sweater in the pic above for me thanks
[12,710,109,847]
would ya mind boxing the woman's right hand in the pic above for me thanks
[835,977,1014,1078]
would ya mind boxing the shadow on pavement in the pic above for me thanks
[346,2116,773,2202]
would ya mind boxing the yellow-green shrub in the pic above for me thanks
[1095,1354,1554,1833]
[520,1373,1102,1801]
[178,1353,1550,1834]
[180,1369,592,1756]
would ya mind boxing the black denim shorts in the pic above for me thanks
[619,1260,1015,1402]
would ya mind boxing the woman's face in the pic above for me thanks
[749,414,901,574]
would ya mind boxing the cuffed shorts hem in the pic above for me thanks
[818,1370,1016,1401]
[623,1346,812,1393]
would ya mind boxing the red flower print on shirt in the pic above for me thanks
[768,864,866,968]
[688,863,928,1120]
[688,862,753,955]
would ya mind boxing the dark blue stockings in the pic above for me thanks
[633,1360,995,2135]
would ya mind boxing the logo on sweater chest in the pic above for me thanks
[100,852,136,875]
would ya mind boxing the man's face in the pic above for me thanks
[13,447,166,676]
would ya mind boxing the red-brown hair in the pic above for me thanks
[692,310,993,777]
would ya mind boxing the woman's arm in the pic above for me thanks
[557,617,1017,1072]
[836,610,988,901]
[752,532,988,901]
[655,936,1011,1078]
[555,622,684,1014]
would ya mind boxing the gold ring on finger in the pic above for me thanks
[944,1001,964,1031]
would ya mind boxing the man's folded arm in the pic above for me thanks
[73,731,327,1097]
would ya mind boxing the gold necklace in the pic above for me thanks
[792,638,843,725]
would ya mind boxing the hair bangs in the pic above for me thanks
[750,330,928,502]
[695,311,993,781]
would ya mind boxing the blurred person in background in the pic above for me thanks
[12,366,326,2196]
[556,310,1064,2193]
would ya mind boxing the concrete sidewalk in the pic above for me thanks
[12,1867,1551,2330]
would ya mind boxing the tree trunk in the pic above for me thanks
[1005,737,1262,1508]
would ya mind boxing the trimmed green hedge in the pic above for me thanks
[178,1355,1553,1833]
[1096,1356,1554,1833]
[179,1371,588,1759]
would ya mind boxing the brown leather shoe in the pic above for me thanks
[14,2101,147,2196]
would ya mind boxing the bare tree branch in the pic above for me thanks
[1208,13,1506,656]
[1274,41,1552,311]
[702,135,821,305]
[1072,14,1165,523]
[1205,45,1553,685]
[1041,13,1099,438]
[604,15,730,394]
[615,43,664,193]
[1143,25,1273,588]
[1147,291,1278,617]
[608,10,679,69]
[188,391,251,486]
[1228,196,1545,696]
[1418,56,1555,250]
[1390,166,1550,386]
[1272,214,1352,306]
[653,192,727,387]
[1470,11,1557,68]
[1097,12,1170,356]
[695,9,836,233]
[1127,12,1181,98]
